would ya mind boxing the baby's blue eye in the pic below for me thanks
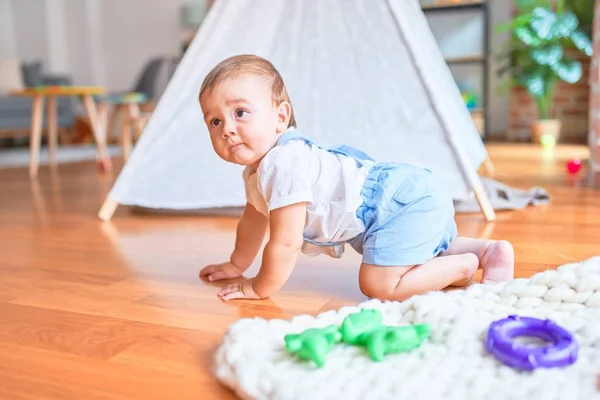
[235,109,248,118]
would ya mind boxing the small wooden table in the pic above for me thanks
[101,92,148,161]
[10,86,112,178]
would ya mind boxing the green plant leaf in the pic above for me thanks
[550,59,582,83]
[530,8,578,40]
[550,10,578,39]
[519,70,546,98]
[514,26,542,46]
[569,30,593,56]
[535,96,551,119]
[530,45,563,65]
[530,7,557,39]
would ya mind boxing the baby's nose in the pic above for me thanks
[221,129,236,139]
[221,120,237,138]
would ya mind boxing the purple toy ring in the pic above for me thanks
[486,315,578,371]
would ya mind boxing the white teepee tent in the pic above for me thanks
[99,0,495,221]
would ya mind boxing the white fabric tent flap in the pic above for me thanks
[106,0,487,211]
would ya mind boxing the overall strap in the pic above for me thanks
[276,129,375,166]
[276,128,314,146]
[328,144,375,164]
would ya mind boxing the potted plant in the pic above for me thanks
[496,0,593,144]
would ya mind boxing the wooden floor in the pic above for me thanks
[1,143,599,399]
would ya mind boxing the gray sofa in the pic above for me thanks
[0,61,76,136]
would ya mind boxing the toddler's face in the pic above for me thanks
[200,75,289,169]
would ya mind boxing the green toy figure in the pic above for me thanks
[340,309,383,345]
[284,325,342,368]
[284,309,431,367]
[360,324,430,362]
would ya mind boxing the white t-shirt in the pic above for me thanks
[243,138,372,257]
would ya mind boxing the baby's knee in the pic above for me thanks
[494,240,515,257]
[461,253,479,277]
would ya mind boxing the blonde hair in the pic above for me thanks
[199,54,297,128]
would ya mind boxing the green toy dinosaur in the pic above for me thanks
[340,309,383,345]
[284,309,430,367]
[284,325,342,368]
[360,324,431,362]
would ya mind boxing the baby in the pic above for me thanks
[198,54,515,302]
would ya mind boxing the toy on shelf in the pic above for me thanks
[284,309,430,367]
[461,91,479,110]
[566,158,582,174]
[284,325,341,368]
[486,315,578,371]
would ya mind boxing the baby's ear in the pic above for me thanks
[275,101,291,132]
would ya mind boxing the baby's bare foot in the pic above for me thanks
[481,240,514,283]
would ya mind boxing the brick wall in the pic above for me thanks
[590,0,599,169]
[508,51,591,143]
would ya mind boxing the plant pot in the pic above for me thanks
[531,119,561,144]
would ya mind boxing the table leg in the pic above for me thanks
[47,96,58,166]
[97,100,108,143]
[122,103,141,160]
[29,95,45,179]
[129,103,142,140]
[121,108,132,161]
[81,94,112,173]
[107,104,121,143]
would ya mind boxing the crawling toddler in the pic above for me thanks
[198,54,514,301]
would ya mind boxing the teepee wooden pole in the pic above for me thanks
[98,198,119,221]
[483,155,495,177]
[472,183,496,222]
[454,146,496,221]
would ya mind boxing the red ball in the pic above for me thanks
[566,158,582,174]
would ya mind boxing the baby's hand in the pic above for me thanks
[218,278,262,301]
[199,261,244,281]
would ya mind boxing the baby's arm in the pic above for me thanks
[218,201,306,300]
[200,202,268,281]
[252,202,306,297]
[230,202,269,270]
[217,141,312,300]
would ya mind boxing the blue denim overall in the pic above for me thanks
[275,129,457,266]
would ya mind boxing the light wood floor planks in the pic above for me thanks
[0,143,599,399]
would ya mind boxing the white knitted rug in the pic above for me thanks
[214,257,600,400]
